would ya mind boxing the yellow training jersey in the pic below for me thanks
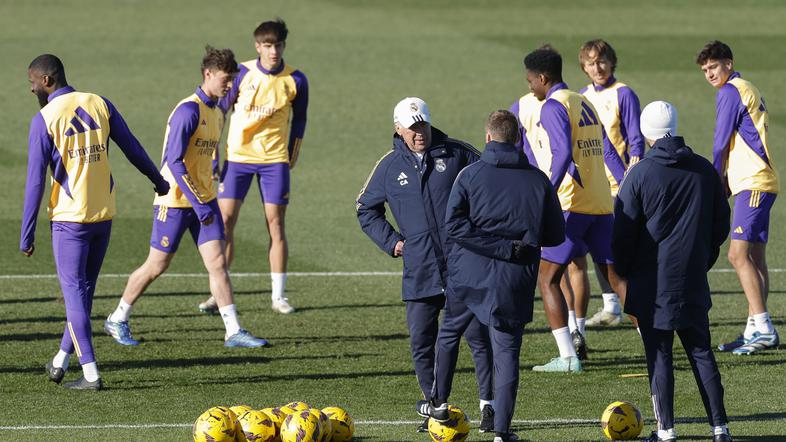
[714,72,779,195]
[155,88,222,208]
[538,85,612,215]
[225,60,302,164]
[580,78,644,197]
[39,89,115,222]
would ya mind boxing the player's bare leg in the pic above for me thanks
[565,257,590,359]
[727,239,776,354]
[199,239,268,347]
[534,260,581,372]
[728,240,767,315]
[265,203,293,313]
[594,262,635,327]
[105,248,175,345]
[219,198,243,268]
[587,261,624,326]
[198,198,242,313]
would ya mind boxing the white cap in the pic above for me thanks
[393,97,431,128]
[640,100,678,140]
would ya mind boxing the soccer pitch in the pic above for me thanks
[1,0,785,440]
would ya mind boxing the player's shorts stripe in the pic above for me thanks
[68,322,82,358]
[157,205,168,223]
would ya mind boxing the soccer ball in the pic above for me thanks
[231,405,254,417]
[237,409,277,442]
[280,410,322,442]
[601,401,643,440]
[321,406,354,442]
[307,408,332,442]
[427,405,470,442]
[280,401,312,415]
[260,407,286,441]
[193,406,237,442]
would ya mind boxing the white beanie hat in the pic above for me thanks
[640,101,678,140]
[394,97,431,128]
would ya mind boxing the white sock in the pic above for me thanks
[552,326,577,358]
[480,399,495,411]
[753,312,775,334]
[567,310,577,333]
[636,327,641,336]
[658,428,676,440]
[271,273,287,301]
[82,362,100,382]
[743,316,756,339]
[602,292,621,314]
[712,424,729,436]
[219,304,241,337]
[52,350,71,369]
[577,317,586,336]
[109,300,133,323]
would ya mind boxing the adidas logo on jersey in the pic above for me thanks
[64,106,101,136]
[201,119,207,126]
[397,172,408,186]
[734,226,744,234]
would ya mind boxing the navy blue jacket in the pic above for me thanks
[445,141,565,330]
[612,136,730,330]
[356,127,480,300]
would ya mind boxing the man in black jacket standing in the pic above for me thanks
[356,97,494,432]
[612,101,732,442]
[418,110,564,442]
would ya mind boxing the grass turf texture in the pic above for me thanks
[1,0,785,440]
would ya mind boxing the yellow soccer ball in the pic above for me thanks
[427,405,470,442]
[237,409,278,442]
[281,410,322,442]
[601,401,643,440]
[321,406,354,442]
[260,407,286,442]
[231,405,254,417]
[193,406,237,442]
[307,408,332,442]
[280,401,312,415]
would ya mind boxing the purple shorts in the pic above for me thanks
[541,212,614,265]
[150,199,225,253]
[731,190,776,243]
[218,161,290,205]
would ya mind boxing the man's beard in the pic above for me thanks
[36,91,48,108]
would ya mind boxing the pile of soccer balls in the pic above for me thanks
[601,401,644,440]
[193,401,354,442]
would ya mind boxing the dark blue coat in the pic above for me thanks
[612,136,730,330]
[356,127,480,300]
[445,141,565,330]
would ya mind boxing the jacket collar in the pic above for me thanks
[481,141,530,168]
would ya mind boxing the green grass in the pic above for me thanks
[1,0,785,440]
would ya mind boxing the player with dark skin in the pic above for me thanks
[525,67,629,337]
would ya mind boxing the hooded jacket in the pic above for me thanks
[612,136,730,329]
[356,127,479,300]
[445,141,564,330]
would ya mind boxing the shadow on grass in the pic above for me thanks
[0,289,274,306]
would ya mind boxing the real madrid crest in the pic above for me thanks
[435,158,446,172]
[161,236,170,248]
[410,103,419,112]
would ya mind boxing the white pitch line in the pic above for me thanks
[0,268,770,280]
[0,414,778,431]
